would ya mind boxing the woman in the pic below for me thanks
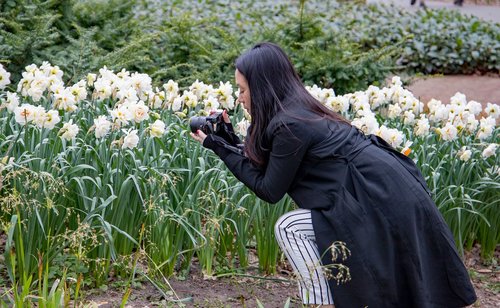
[191,42,477,307]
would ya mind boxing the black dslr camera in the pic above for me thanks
[189,112,223,134]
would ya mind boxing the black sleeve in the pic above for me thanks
[214,122,243,146]
[203,122,309,204]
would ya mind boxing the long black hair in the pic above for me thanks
[235,42,348,167]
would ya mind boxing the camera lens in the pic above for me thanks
[189,116,207,133]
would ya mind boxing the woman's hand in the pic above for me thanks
[190,129,208,144]
[222,109,231,124]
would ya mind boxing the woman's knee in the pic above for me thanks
[274,208,311,239]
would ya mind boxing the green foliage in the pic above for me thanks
[261,10,397,94]
[147,13,245,86]
[0,0,153,82]
[1,0,398,95]
[144,0,396,94]
[332,3,500,74]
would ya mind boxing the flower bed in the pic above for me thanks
[0,62,498,305]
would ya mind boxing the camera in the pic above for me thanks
[189,112,223,134]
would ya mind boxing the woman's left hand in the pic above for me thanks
[190,130,208,144]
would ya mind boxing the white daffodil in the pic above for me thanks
[24,64,37,75]
[477,117,496,140]
[60,120,79,140]
[171,96,183,111]
[391,76,402,87]
[390,85,404,103]
[388,103,402,119]
[200,84,215,101]
[327,96,349,113]
[53,88,77,112]
[403,110,415,125]
[129,100,150,123]
[14,104,35,125]
[189,80,205,100]
[17,74,33,97]
[430,104,449,124]
[31,106,47,128]
[3,92,20,113]
[482,143,498,159]
[93,78,112,101]
[370,93,386,110]
[43,110,61,130]
[366,85,380,103]
[203,96,220,113]
[457,146,472,162]
[110,105,133,127]
[150,89,166,109]
[438,122,458,141]
[98,66,115,81]
[116,68,130,80]
[410,99,424,114]
[380,87,394,102]
[183,91,198,108]
[465,114,479,134]
[117,86,139,105]
[427,99,442,113]
[236,119,250,137]
[70,81,88,103]
[46,64,64,80]
[485,103,500,119]
[414,115,430,137]
[450,92,467,107]
[465,100,482,115]
[351,91,369,108]
[87,73,97,87]
[376,125,404,148]
[306,84,322,102]
[0,64,11,89]
[163,80,179,95]
[122,129,139,149]
[216,81,235,110]
[149,120,166,137]
[49,80,65,96]
[130,72,152,101]
[352,115,379,135]
[94,115,112,138]
[314,88,335,105]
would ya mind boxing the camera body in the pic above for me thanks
[189,112,223,134]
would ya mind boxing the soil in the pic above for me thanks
[81,244,499,307]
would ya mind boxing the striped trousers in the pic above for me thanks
[274,208,334,305]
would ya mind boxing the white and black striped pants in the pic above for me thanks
[274,208,334,305]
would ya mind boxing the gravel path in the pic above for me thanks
[407,75,500,106]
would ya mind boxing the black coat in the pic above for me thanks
[203,108,477,307]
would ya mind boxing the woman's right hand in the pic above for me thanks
[222,109,231,124]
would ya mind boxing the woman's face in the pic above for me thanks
[235,69,251,113]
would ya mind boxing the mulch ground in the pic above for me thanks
[79,244,499,307]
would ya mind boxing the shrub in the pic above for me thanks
[330,3,500,74]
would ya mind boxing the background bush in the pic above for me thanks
[0,0,153,83]
[2,0,499,93]
[329,3,500,74]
